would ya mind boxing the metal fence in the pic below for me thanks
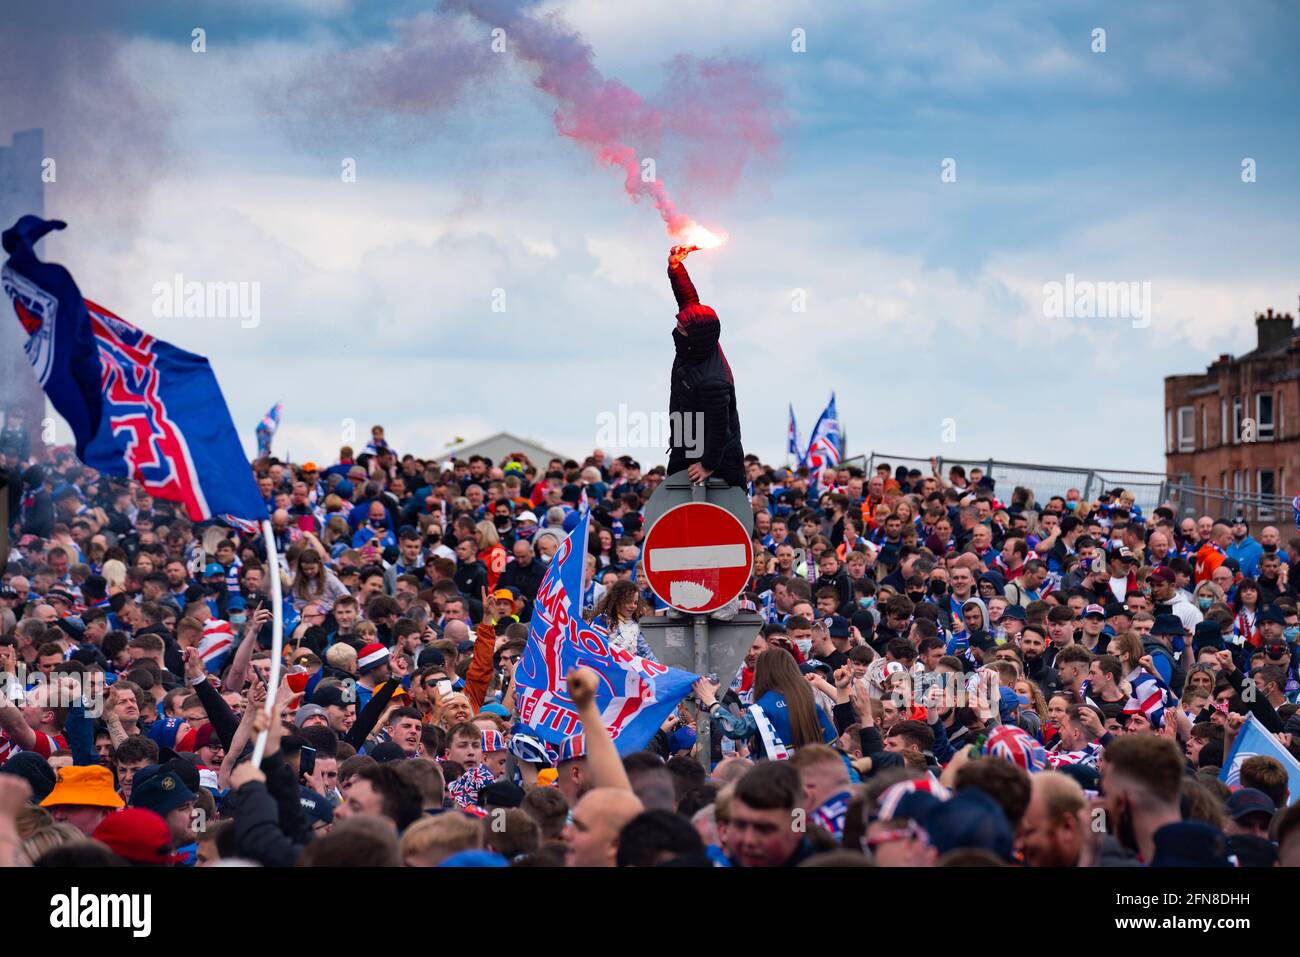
[1164,481,1294,524]
[841,452,1171,514]
[841,452,1294,522]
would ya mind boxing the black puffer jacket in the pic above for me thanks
[666,263,745,488]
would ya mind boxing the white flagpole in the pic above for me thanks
[251,518,284,767]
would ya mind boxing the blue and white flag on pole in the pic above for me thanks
[256,401,281,458]
[2,216,265,524]
[804,393,842,470]
[514,503,697,755]
[1220,713,1300,805]
[787,403,802,462]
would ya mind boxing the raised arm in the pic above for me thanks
[567,667,632,792]
[668,245,700,310]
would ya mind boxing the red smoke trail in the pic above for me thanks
[446,0,780,243]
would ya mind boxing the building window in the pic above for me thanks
[1201,405,1208,448]
[1166,409,1174,454]
[1257,393,1275,441]
[1177,406,1196,452]
[1220,398,1228,446]
[1232,396,1243,444]
[1259,469,1276,520]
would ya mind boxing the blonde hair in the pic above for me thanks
[101,559,127,591]
[325,644,357,673]
[399,813,482,865]
[475,520,500,549]
[18,822,86,866]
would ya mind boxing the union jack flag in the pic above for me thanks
[982,724,1048,773]
[2,216,265,524]
[1124,671,1171,729]
[513,503,697,756]
[1046,742,1103,769]
[199,619,236,673]
[446,762,497,808]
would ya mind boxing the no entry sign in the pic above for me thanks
[643,501,753,614]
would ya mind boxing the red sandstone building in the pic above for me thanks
[1164,308,1299,522]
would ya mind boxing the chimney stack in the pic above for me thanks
[1256,308,1296,352]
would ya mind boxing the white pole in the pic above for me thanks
[251,519,284,767]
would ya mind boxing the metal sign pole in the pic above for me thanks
[693,614,711,771]
[689,478,712,770]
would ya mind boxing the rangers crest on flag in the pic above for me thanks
[2,215,266,525]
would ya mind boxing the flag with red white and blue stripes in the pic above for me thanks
[513,503,697,755]
[256,401,281,458]
[1124,671,1172,729]
[198,619,235,674]
[2,216,265,524]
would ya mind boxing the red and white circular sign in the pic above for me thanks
[642,502,754,614]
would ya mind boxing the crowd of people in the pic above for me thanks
[3,402,1300,868]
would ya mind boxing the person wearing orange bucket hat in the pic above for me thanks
[40,765,124,835]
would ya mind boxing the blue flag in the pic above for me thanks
[514,503,697,755]
[256,401,281,458]
[1220,713,1300,805]
[804,392,842,470]
[2,216,265,522]
[786,403,802,461]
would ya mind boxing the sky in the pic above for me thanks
[2,0,1297,474]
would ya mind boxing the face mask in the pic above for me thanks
[1285,627,1300,642]
[795,638,813,656]
[230,613,247,627]
[370,519,386,529]
[858,597,874,608]
[1065,501,1077,510]
[929,581,948,597]
[1197,598,1213,611]
[907,591,926,603]
[1266,646,1286,660]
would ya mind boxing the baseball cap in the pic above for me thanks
[92,808,183,865]
[1150,567,1177,584]
[203,563,225,577]
[311,684,349,709]
[1000,605,1026,622]
[301,462,318,472]
[130,770,196,816]
[923,788,1014,859]
[1226,788,1276,822]
[516,511,538,524]
[1103,602,1128,618]
[1083,604,1106,619]
[825,614,851,639]
[1258,606,1287,625]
